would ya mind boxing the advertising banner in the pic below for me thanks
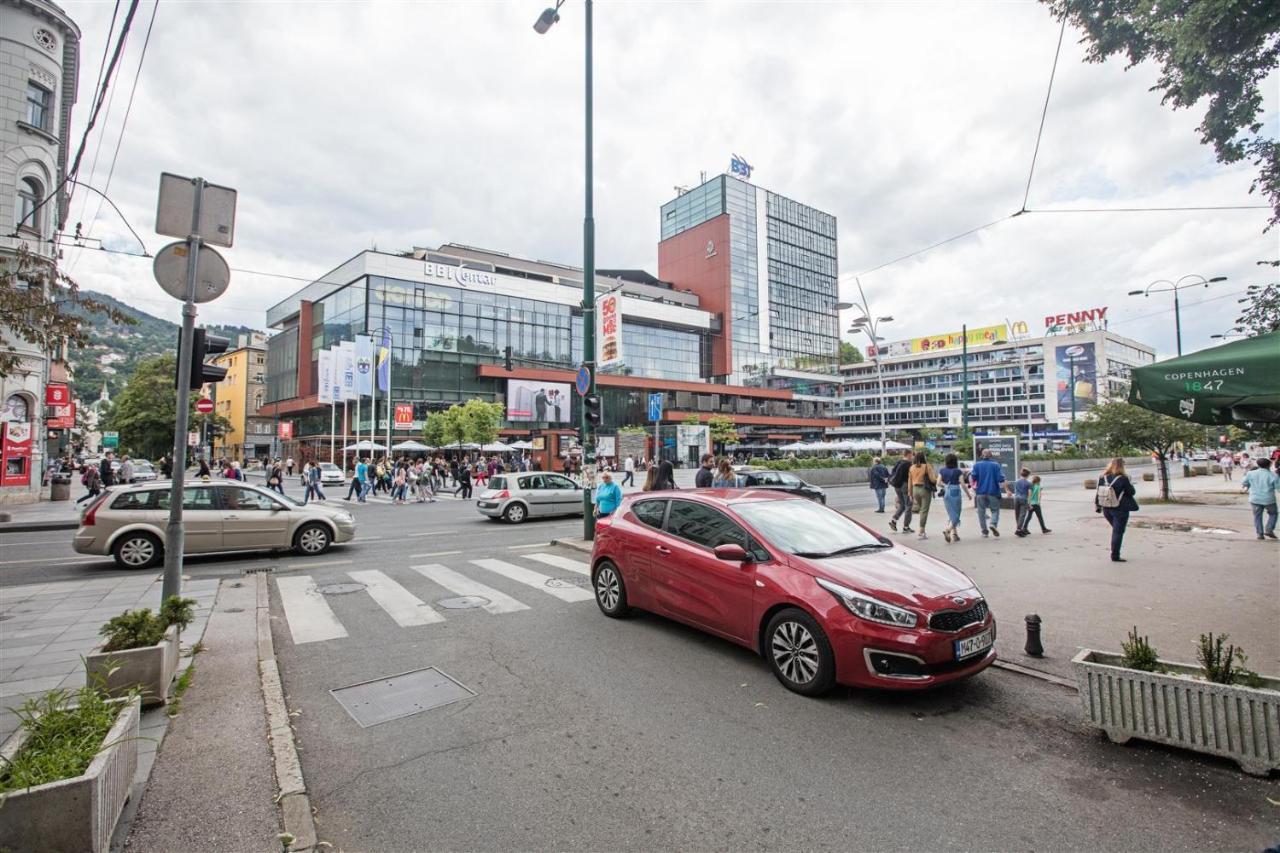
[909,324,1005,354]
[317,348,335,404]
[676,424,710,464]
[973,435,1019,482]
[394,403,414,429]
[45,383,70,406]
[597,435,616,458]
[279,422,294,439]
[354,335,375,396]
[1,421,32,487]
[49,401,75,429]
[1054,342,1097,412]
[596,292,623,368]
[338,341,357,400]
[506,380,572,423]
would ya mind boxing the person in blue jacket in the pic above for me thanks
[594,469,623,518]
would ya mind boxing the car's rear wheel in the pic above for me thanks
[592,559,630,617]
[765,608,836,696]
[294,523,332,556]
[113,532,162,570]
[502,502,527,523]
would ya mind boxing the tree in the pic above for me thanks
[839,341,865,364]
[1045,0,1280,230]
[707,415,739,452]
[422,399,506,452]
[422,411,448,448]
[682,413,701,425]
[1076,401,1202,499]
[1234,280,1280,336]
[0,246,132,377]
[104,355,179,460]
[461,398,505,446]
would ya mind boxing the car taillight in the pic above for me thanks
[83,497,105,526]
[493,490,509,499]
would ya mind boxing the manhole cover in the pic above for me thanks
[331,666,476,728]
[224,607,245,613]
[545,577,588,589]
[438,595,489,610]
[317,582,367,595]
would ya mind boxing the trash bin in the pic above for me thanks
[50,473,71,502]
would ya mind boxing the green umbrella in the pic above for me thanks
[1128,331,1280,425]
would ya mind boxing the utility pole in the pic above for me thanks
[581,0,597,540]
[961,323,969,434]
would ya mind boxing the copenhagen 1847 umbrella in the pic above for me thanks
[1128,331,1280,425]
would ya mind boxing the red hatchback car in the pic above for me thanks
[590,489,996,695]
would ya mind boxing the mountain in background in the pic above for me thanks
[68,290,266,401]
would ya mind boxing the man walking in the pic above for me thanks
[1241,458,1279,540]
[119,456,135,485]
[868,456,890,513]
[303,461,326,504]
[622,455,635,487]
[695,453,715,489]
[99,452,116,488]
[971,449,1009,538]
[887,448,914,533]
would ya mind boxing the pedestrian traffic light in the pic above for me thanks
[504,345,513,371]
[178,327,230,390]
[584,393,601,427]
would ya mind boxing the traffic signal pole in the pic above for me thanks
[581,0,596,542]
[162,178,205,603]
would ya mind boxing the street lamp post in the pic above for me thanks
[961,323,969,433]
[1128,274,1227,356]
[535,0,597,540]
[845,278,892,455]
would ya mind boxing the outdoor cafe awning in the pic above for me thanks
[1128,331,1280,425]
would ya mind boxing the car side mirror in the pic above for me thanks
[714,543,748,562]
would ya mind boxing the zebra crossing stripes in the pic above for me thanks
[469,559,595,603]
[410,564,531,615]
[348,569,444,627]
[276,576,348,644]
[519,552,590,576]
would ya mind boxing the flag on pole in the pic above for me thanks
[317,348,334,404]
[338,341,357,401]
[355,335,374,396]
[376,329,392,392]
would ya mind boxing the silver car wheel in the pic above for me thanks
[298,526,328,554]
[771,620,819,685]
[119,536,155,567]
[595,565,620,611]
[504,502,526,523]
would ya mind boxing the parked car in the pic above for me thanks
[73,481,356,569]
[299,462,345,487]
[589,490,996,695]
[476,472,584,523]
[736,469,826,504]
[130,461,158,482]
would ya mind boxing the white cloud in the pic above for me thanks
[58,0,1277,357]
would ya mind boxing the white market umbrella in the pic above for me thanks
[343,440,387,452]
[391,440,432,452]
[883,440,912,450]
[481,442,513,453]
[507,440,534,450]
[779,442,808,451]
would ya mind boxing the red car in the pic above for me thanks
[590,489,996,695]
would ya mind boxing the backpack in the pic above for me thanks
[1096,475,1121,509]
[890,461,909,488]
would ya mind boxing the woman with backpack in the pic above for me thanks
[76,463,102,505]
[1095,457,1139,562]
[907,452,939,540]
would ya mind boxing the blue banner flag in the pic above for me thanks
[354,335,374,396]
[376,329,392,392]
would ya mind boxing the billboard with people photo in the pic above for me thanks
[506,380,572,423]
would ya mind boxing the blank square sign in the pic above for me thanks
[156,172,237,247]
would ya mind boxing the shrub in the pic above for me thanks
[1120,626,1162,672]
[159,596,196,632]
[1196,632,1262,687]
[0,684,129,793]
[100,595,197,653]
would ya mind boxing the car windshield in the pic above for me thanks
[735,499,887,557]
[488,476,508,491]
[271,489,303,507]
[319,463,339,471]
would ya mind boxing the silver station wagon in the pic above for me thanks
[476,472,585,523]
[73,481,357,569]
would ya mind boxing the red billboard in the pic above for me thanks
[45,384,70,406]
[394,403,414,429]
[49,401,75,429]
[278,422,294,439]
[1,421,33,487]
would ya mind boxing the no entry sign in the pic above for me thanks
[195,398,214,414]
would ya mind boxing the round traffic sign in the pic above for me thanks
[195,398,214,414]
[153,241,231,303]
[575,364,591,396]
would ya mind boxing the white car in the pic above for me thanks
[130,461,159,482]
[316,462,345,486]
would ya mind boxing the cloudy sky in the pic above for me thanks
[59,0,1277,359]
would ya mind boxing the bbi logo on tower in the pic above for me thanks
[729,154,753,180]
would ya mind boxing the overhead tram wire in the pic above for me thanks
[70,27,128,264]
[1023,204,1271,214]
[1020,17,1066,214]
[87,1,121,113]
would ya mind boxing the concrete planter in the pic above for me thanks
[85,625,179,708]
[0,696,140,853]
[1072,650,1280,776]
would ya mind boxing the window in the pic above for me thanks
[222,487,280,511]
[632,499,667,529]
[26,82,51,131]
[544,474,577,490]
[665,500,753,551]
[151,486,218,511]
[16,177,42,232]
[112,490,163,511]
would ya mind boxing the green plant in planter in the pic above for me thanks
[1120,626,1162,672]
[1197,633,1263,687]
[99,595,197,653]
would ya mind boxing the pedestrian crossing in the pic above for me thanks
[275,552,593,645]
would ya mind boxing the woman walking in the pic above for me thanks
[654,460,677,491]
[907,452,938,540]
[711,459,741,488]
[76,463,102,505]
[1096,457,1139,562]
[938,453,969,542]
[641,467,659,491]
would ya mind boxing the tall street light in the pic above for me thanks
[535,0,597,540]
[1128,274,1227,356]
[845,276,892,454]
[1210,327,1245,341]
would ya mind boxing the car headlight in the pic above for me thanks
[816,577,918,628]
[335,512,354,524]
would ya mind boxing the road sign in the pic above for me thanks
[153,241,230,303]
[156,173,237,247]
[648,393,663,422]
[102,431,119,448]
[575,364,591,397]
[187,431,200,446]
[195,398,214,414]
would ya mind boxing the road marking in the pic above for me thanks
[285,559,353,570]
[410,550,462,558]
[275,576,348,644]
[521,552,590,576]
[0,538,78,547]
[507,542,551,550]
[469,559,593,603]
[348,569,444,627]
[0,556,102,566]
[410,564,529,615]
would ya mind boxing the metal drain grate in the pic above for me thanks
[330,667,476,728]
[438,595,489,610]
[243,566,274,574]
[317,582,366,595]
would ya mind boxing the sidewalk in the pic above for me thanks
[0,496,83,532]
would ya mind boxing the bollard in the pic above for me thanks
[1024,614,1044,657]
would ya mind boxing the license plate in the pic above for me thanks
[955,628,993,661]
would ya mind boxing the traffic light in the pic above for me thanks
[583,393,602,427]
[504,345,513,371]
[177,327,230,390]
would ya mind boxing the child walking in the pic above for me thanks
[1018,474,1052,535]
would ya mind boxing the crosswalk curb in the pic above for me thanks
[255,573,317,852]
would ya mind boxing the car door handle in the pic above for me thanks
[655,545,671,555]
[225,514,239,520]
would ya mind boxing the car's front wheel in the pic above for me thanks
[293,523,332,556]
[592,559,630,617]
[502,502,527,523]
[113,532,162,570]
[765,608,836,696]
